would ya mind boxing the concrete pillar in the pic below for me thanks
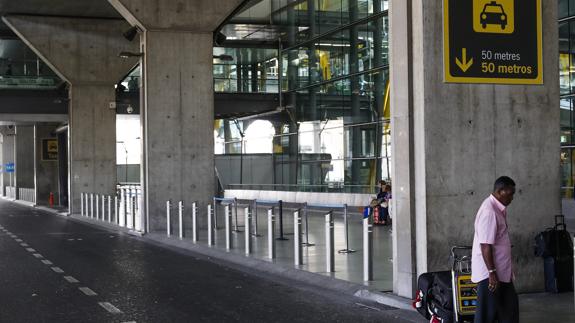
[108,0,243,233]
[15,126,35,199]
[3,16,139,214]
[34,124,60,206]
[389,0,559,296]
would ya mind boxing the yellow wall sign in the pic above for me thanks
[444,0,542,84]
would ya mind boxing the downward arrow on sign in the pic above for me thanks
[456,48,473,72]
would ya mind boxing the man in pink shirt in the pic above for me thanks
[472,176,518,323]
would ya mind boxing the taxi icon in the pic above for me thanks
[480,1,507,30]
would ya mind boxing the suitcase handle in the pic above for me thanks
[555,215,565,225]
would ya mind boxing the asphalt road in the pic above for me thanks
[0,199,419,323]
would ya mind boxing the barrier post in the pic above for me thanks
[245,207,251,255]
[233,198,241,232]
[95,195,100,220]
[277,200,288,240]
[81,193,84,216]
[325,211,334,272]
[101,195,106,220]
[212,197,218,230]
[363,212,373,281]
[107,196,112,222]
[294,210,303,266]
[225,205,232,250]
[178,201,184,239]
[207,205,214,246]
[123,189,128,227]
[131,196,136,230]
[303,203,314,246]
[338,204,356,254]
[268,208,275,259]
[114,196,118,224]
[85,194,89,217]
[252,200,261,237]
[192,202,198,242]
[166,200,171,237]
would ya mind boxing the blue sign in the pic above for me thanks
[5,163,15,173]
[363,207,371,219]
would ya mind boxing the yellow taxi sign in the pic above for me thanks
[444,0,542,84]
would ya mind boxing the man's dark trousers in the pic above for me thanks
[474,279,519,323]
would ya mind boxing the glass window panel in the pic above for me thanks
[560,0,569,19]
[560,22,570,95]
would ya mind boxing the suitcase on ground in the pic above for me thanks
[544,256,574,293]
[534,215,573,258]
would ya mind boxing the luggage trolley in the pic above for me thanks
[450,246,477,323]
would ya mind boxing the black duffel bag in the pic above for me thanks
[414,271,454,321]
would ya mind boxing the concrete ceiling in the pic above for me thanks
[0,0,121,31]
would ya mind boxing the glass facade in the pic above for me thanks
[0,39,62,90]
[559,1,575,198]
[215,0,390,193]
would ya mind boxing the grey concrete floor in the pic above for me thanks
[0,198,420,323]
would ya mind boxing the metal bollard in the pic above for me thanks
[325,212,334,272]
[268,208,275,259]
[90,194,94,218]
[233,198,241,232]
[166,200,171,237]
[212,198,218,230]
[114,196,118,224]
[303,203,314,246]
[131,196,136,230]
[192,202,198,243]
[85,193,89,217]
[81,193,84,216]
[107,196,112,222]
[363,214,373,281]
[245,207,251,255]
[207,205,214,246]
[225,205,232,250]
[178,201,184,239]
[122,189,128,227]
[294,210,303,266]
[101,195,106,220]
[252,201,261,237]
[339,204,355,254]
[95,195,100,220]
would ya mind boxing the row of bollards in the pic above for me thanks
[163,200,374,281]
[80,191,139,231]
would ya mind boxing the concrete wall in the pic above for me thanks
[35,124,60,206]
[390,0,559,295]
[15,126,35,190]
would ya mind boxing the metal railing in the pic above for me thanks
[18,187,35,204]
[5,186,16,199]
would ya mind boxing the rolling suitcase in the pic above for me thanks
[544,256,574,293]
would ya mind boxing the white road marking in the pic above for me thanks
[51,267,64,273]
[98,302,122,314]
[25,248,36,252]
[63,276,79,283]
[78,287,97,296]
[15,239,22,242]
[20,243,29,247]
[41,260,53,265]
[32,253,43,259]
